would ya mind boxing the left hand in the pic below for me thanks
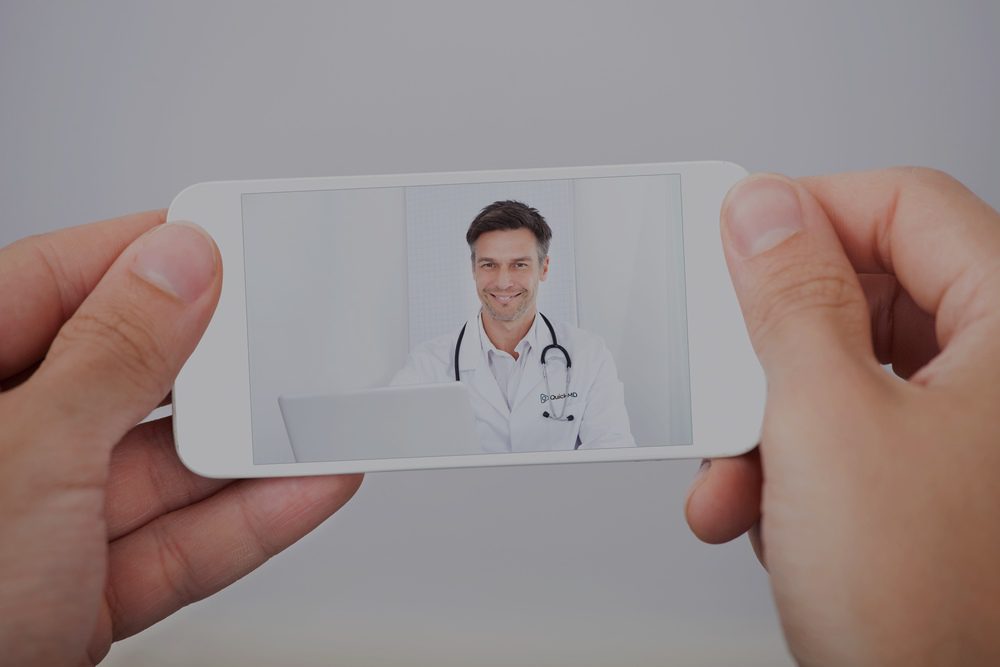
[0,211,363,666]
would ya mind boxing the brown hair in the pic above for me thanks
[466,200,552,262]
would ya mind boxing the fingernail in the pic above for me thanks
[723,176,804,257]
[131,223,218,302]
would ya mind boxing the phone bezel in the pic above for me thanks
[169,161,762,477]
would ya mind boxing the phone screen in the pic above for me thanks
[241,174,691,464]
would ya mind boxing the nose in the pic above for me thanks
[496,267,514,289]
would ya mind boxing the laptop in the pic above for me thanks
[278,382,480,462]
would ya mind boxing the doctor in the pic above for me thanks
[391,200,635,453]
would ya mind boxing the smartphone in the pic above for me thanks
[168,161,763,477]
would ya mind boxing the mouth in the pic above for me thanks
[488,291,524,305]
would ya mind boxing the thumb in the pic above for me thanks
[721,174,876,390]
[24,222,221,455]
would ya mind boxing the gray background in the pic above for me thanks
[1,2,997,665]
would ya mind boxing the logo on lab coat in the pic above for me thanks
[540,392,578,404]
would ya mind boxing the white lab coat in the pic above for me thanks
[391,313,635,453]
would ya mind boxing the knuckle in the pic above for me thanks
[748,260,862,341]
[890,165,963,193]
[152,520,201,605]
[56,305,170,396]
[234,483,282,559]
[3,232,44,255]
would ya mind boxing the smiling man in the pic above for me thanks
[391,200,635,453]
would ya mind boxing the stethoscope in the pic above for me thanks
[454,312,575,423]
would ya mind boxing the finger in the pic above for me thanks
[157,391,172,409]
[721,174,880,390]
[98,473,364,645]
[0,210,165,380]
[23,222,222,457]
[859,273,940,379]
[104,417,231,541]
[748,521,765,570]
[798,168,1000,380]
[0,361,160,400]
[685,449,762,544]
[0,360,40,392]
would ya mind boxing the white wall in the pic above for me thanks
[575,175,691,446]
[243,187,410,463]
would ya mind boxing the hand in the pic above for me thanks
[685,169,1000,664]
[0,212,363,666]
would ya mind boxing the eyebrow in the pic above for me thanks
[477,257,534,264]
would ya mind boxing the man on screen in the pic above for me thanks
[391,200,635,453]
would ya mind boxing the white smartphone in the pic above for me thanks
[168,161,763,477]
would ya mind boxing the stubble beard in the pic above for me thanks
[482,291,533,323]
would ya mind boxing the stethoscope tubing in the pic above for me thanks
[453,312,575,424]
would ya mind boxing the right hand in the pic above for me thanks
[685,168,1000,665]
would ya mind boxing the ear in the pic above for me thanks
[540,255,550,282]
